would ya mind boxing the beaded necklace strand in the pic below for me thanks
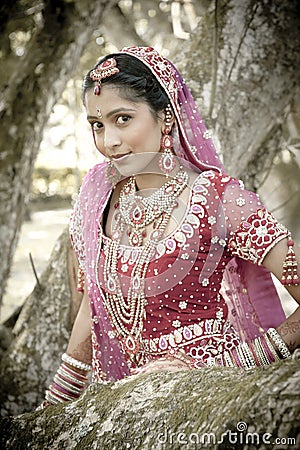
[101,167,189,355]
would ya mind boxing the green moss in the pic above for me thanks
[1,360,299,449]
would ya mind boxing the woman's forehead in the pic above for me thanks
[85,85,149,112]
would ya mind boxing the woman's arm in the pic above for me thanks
[65,284,92,367]
[263,238,300,351]
[37,284,92,409]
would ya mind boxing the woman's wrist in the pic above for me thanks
[266,328,292,358]
[38,353,91,409]
[223,328,292,370]
[61,352,92,372]
[276,311,300,353]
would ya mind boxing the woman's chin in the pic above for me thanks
[114,152,161,178]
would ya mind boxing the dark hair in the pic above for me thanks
[82,54,169,118]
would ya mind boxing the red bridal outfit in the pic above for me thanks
[70,47,294,381]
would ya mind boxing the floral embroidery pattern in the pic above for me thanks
[69,196,87,274]
[236,197,246,207]
[229,208,288,264]
[179,301,188,310]
[141,317,241,367]
[208,215,217,225]
[203,130,213,139]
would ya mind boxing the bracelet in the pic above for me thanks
[240,342,256,370]
[43,359,90,407]
[253,336,270,366]
[62,353,92,372]
[60,364,89,384]
[266,328,292,359]
[54,374,83,395]
[261,334,278,363]
[46,385,75,403]
[247,341,261,366]
[222,350,235,367]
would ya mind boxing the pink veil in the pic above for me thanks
[73,46,286,380]
[116,46,285,340]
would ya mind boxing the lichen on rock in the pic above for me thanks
[1,356,299,450]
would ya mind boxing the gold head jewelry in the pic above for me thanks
[90,57,119,96]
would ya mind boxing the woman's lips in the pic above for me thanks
[111,152,131,161]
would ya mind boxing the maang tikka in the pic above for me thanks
[90,57,119,96]
[159,104,177,175]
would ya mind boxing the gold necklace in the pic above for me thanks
[102,168,189,357]
[119,168,189,246]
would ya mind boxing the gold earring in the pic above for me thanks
[159,105,176,175]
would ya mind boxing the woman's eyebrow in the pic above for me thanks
[106,107,136,118]
[87,107,136,121]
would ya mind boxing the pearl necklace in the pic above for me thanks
[102,168,189,357]
[119,168,189,246]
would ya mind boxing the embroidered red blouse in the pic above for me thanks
[91,170,289,370]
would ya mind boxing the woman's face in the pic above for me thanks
[85,85,164,177]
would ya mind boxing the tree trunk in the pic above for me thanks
[178,0,300,191]
[1,356,299,449]
[0,0,117,305]
[0,228,82,416]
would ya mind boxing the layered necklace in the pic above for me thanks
[102,167,189,356]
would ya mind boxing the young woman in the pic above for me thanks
[39,46,300,408]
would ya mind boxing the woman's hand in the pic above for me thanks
[35,400,52,411]
[263,238,300,352]
[276,307,300,352]
[130,356,190,376]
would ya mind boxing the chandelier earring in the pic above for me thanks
[105,160,122,186]
[159,104,177,175]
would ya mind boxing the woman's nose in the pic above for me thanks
[103,126,121,150]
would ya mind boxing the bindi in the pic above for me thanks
[96,107,103,119]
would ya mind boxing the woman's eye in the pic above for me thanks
[91,122,103,132]
[116,115,131,125]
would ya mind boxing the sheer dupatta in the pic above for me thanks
[72,47,285,381]
[117,46,285,340]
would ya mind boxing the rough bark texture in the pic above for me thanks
[177,0,300,191]
[0,228,76,416]
[1,357,299,449]
[0,0,117,305]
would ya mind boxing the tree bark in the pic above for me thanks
[0,228,80,416]
[1,356,299,449]
[0,0,117,305]
[177,0,300,191]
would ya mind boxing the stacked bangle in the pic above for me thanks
[46,363,89,404]
[223,328,291,370]
[62,353,92,372]
[44,354,91,406]
[261,333,280,362]
[253,336,270,366]
[266,328,292,359]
